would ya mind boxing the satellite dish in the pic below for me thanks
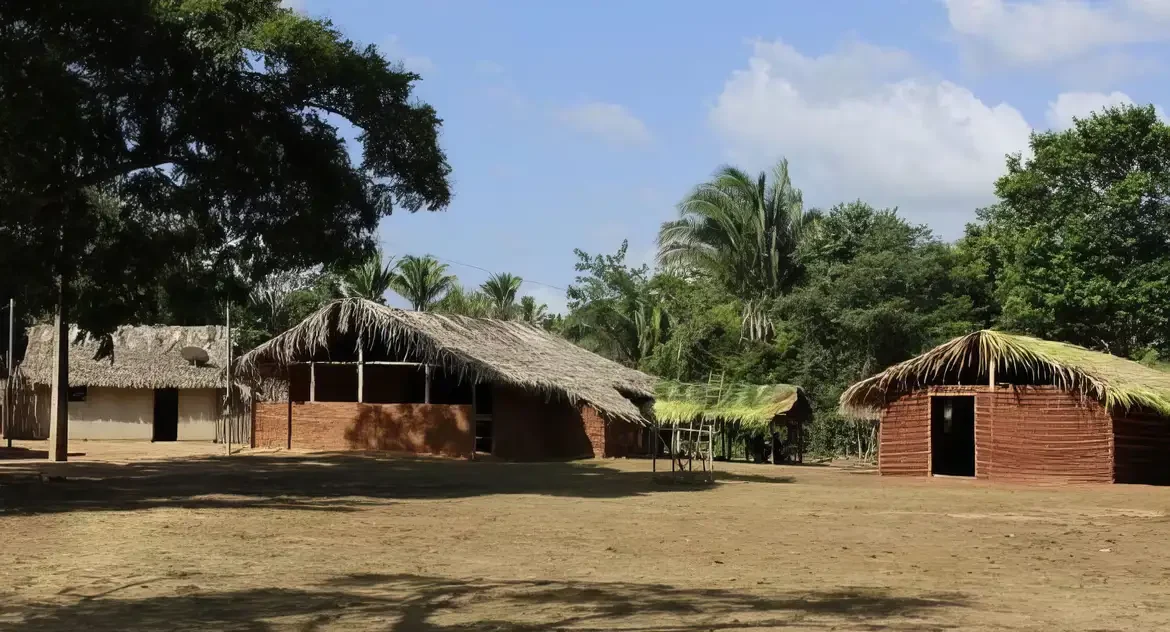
[180,346,210,366]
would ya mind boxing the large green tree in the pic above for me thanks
[564,242,668,367]
[0,0,450,334]
[657,159,815,340]
[975,105,1170,357]
[0,0,450,457]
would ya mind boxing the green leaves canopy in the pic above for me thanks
[977,105,1170,357]
[0,0,450,334]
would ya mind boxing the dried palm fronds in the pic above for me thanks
[237,298,656,424]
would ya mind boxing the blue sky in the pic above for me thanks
[289,0,1170,312]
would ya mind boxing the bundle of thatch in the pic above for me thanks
[236,298,657,424]
[839,329,1170,419]
[21,324,228,389]
[653,379,810,430]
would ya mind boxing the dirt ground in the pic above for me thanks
[1,441,1169,631]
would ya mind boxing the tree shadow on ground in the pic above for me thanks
[0,452,793,515]
[6,572,968,632]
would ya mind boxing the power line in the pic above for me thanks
[431,255,569,293]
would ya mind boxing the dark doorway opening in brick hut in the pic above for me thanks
[931,396,975,477]
[474,382,494,454]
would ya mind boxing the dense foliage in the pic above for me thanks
[563,106,1170,456]
[0,0,450,338]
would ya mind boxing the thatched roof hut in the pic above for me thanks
[653,380,810,430]
[237,298,656,424]
[839,330,1170,484]
[839,330,1170,420]
[22,324,228,389]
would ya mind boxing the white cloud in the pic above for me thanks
[710,39,1033,230]
[1045,91,1166,129]
[1045,91,1135,129]
[556,102,652,148]
[279,0,305,10]
[382,35,435,74]
[944,0,1170,67]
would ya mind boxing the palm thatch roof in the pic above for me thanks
[840,330,1170,420]
[654,379,810,430]
[22,324,228,390]
[236,299,657,424]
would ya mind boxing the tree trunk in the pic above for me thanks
[47,276,69,462]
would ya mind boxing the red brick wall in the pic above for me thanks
[1112,408,1170,484]
[879,392,930,476]
[253,402,290,449]
[977,387,1112,484]
[491,386,594,460]
[251,401,473,457]
[877,387,1114,483]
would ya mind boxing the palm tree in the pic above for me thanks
[657,158,815,340]
[434,284,493,318]
[563,293,668,366]
[518,295,549,325]
[480,272,523,319]
[389,255,455,311]
[339,250,397,304]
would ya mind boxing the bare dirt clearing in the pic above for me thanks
[1,441,1169,631]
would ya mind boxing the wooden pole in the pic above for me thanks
[424,364,432,404]
[357,341,364,403]
[651,421,658,473]
[309,361,316,403]
[225,303,232,456]
[47,290,68,462]
[988,356,996,389]
[5,297,12,448]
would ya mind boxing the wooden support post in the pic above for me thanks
[357,343,364,403]
[309,361,316,403]
[5,297,12,448]
[48,297,68,462]
[424,364,432,404]
[225,303,232,455]
[988,357,996,389]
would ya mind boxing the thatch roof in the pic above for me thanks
[236,299,657,424]
[22,324,228,390]
[654,379,810,430]
[840,330,1170,420]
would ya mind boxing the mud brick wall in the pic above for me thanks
[976,387,1112,484]
[491,385,594,460]
[878,387,1114,483]
[878,392,931,476]
[252,401,473,458]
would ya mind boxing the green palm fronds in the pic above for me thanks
[389,255,455,311]
[654,379,807,429]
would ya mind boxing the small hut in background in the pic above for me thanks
[18,324,229,441]
[238,298,656,460]
[840,330,1170,484]
[654,380,812,464]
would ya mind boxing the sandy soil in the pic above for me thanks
[1,440,1169,631]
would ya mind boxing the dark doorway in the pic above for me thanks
[931,396,975,476]
[474,383,494,454]
[153,388,179,442]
